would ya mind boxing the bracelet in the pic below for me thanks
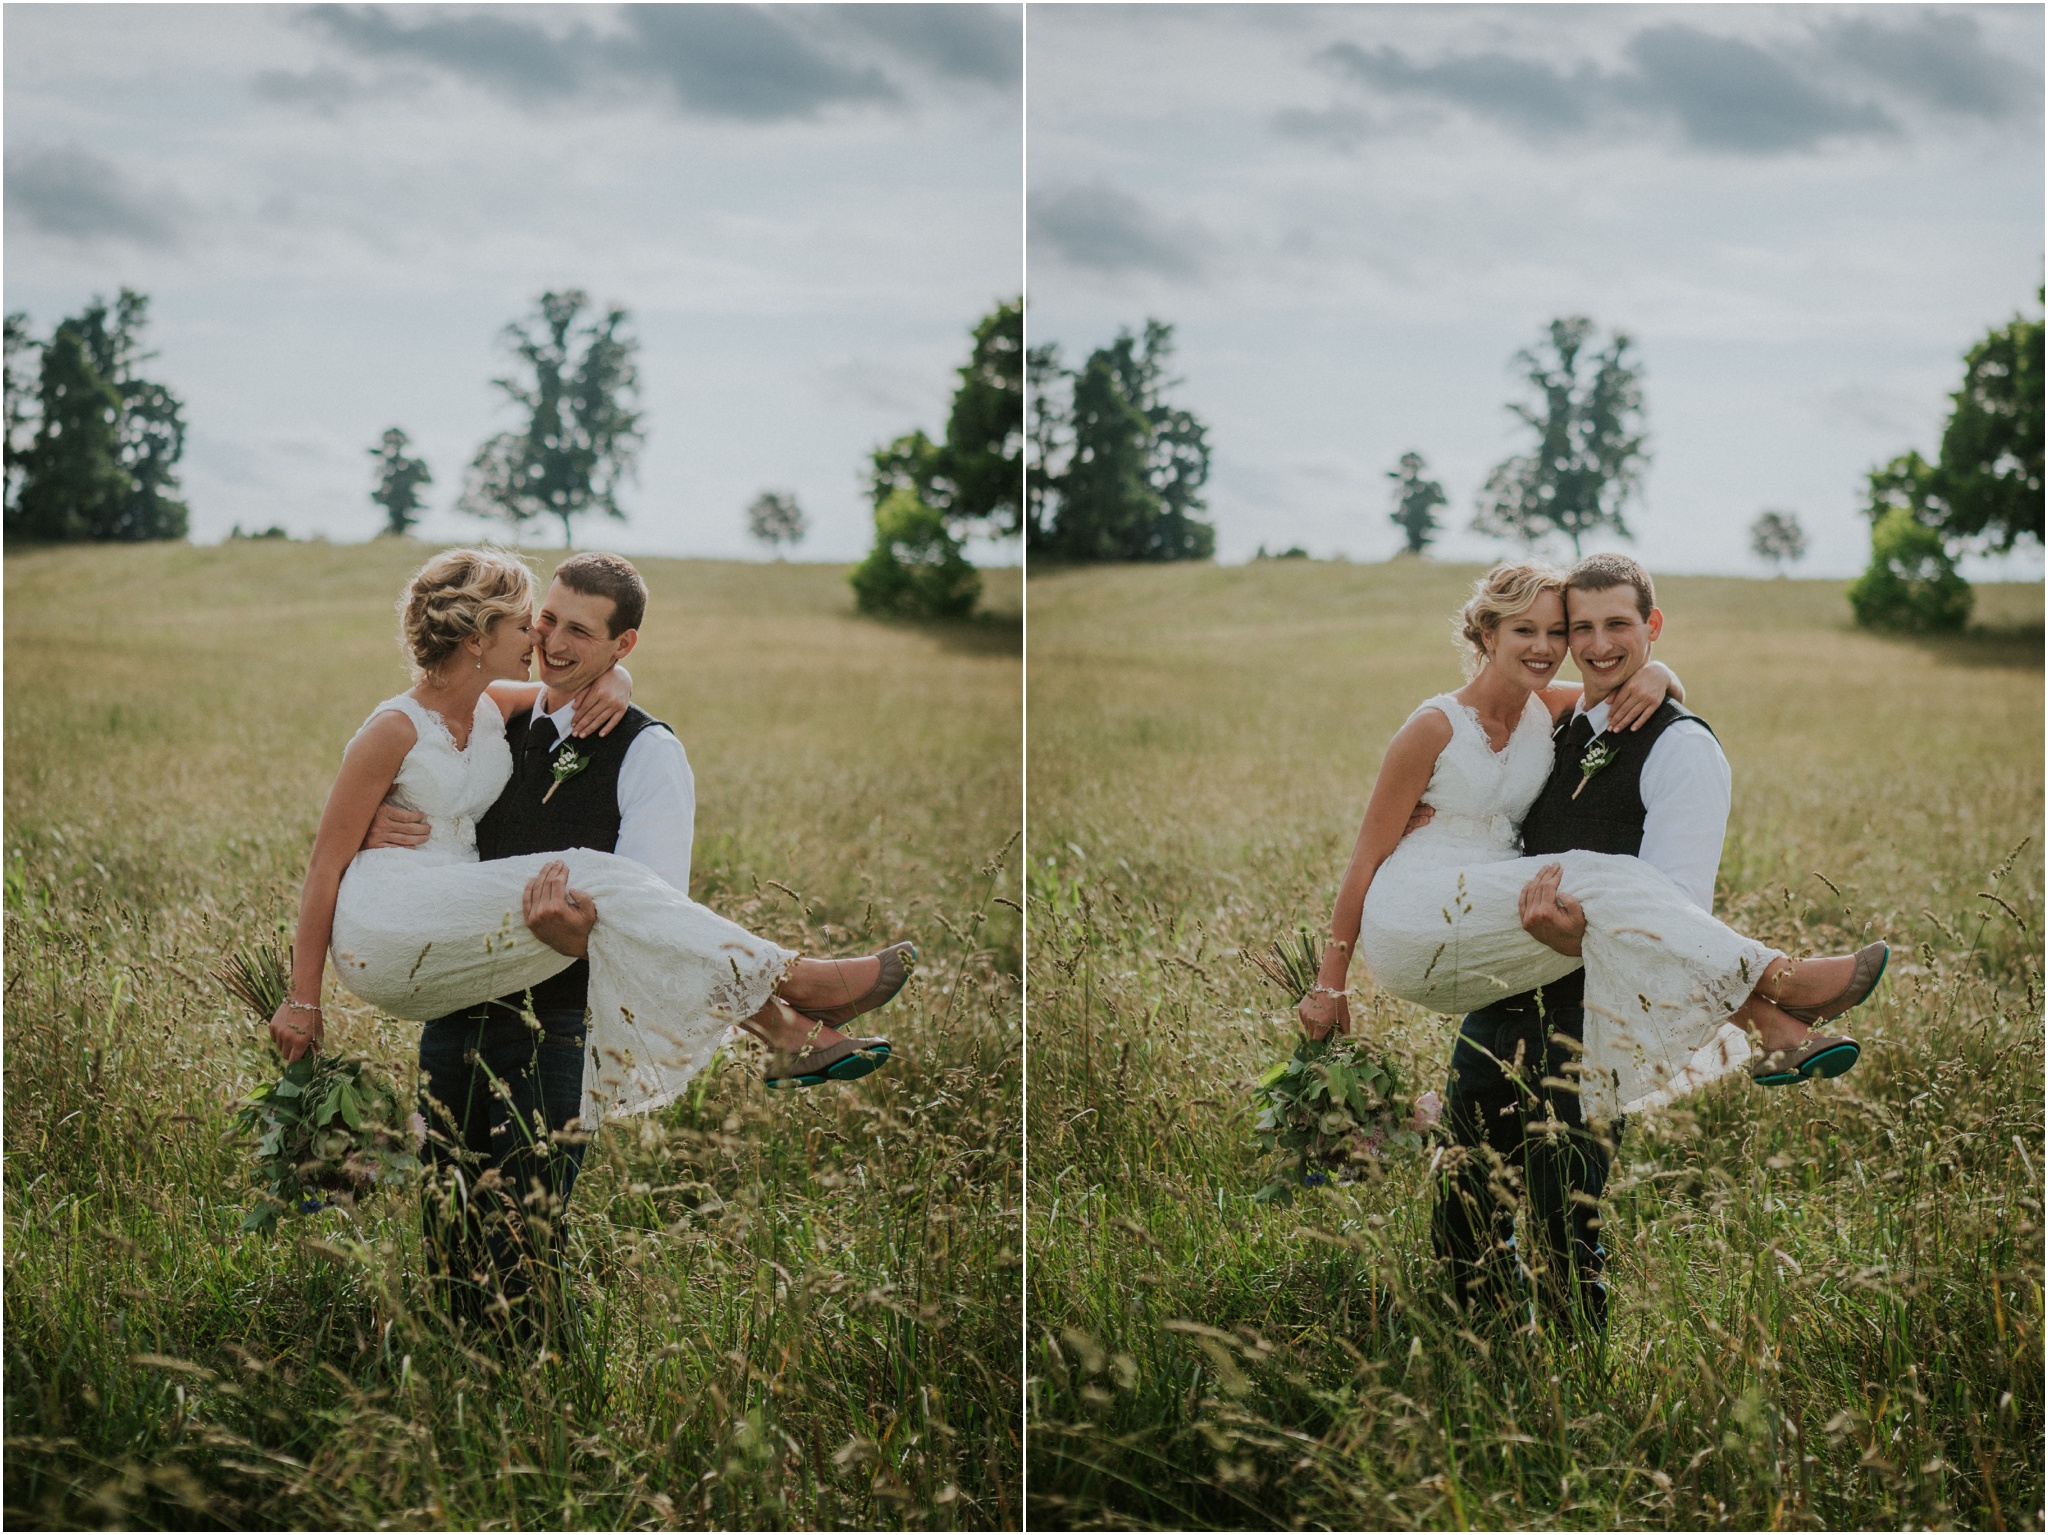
[1308,985,1347,1000]
[285,1000,322,1014]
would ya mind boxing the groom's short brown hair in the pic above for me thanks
[552,552,646,636]
[1565,553,1655,619]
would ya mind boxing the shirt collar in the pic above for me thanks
[534,693,578,735]
[1575,697,1613,735]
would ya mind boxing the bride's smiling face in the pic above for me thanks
[1484,591,1566,688]
[472,607,536,682]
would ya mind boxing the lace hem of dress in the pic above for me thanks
[702,944,800,1023]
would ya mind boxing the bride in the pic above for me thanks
[1300,562,1883,1120]
[266,547,911,1126]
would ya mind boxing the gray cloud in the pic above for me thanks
[296,4,1018,121]
[1028,180,1211,278]
[5,141,184,247]
[837,5,1021,89]
[1312,20,1913,154]
[1322,42,1600,137]
[1622,26,1894,153]
[1820,10,2038,123]
[305,5,592,100]
[622,6,896,120]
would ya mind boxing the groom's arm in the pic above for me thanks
[1636,721,1731,910]
[613,726,695,893]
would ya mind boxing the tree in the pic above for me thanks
[369,428,433,537]
[850,487,980,619]
[1931,307,2043,553]
[8,290,190,544]
[1029,320,1215,563]
[1473,316,1647,557]
[942,298,1022,537]
[460,290,643,547]
[1748,509,1807,574]
[1847,506,1972,633]
[1025,342,1068,546]
[1387,451,1446,555]
[746,490,808,556]
[10,328,126,543]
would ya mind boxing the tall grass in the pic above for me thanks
[3,541,1022,1530]
[1025,560,2042,1530]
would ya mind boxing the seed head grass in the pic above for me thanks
[1025,560,2041,1530]
[4,540,1022,1530]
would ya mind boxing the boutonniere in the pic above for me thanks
[542,743,589,804]
[1572,736,1617,800]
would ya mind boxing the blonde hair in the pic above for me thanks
[1453,561,1565,675]
[397,546,536,680]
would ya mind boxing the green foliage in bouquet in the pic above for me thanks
[214,942,419,1235]
[1244,929,1424,1203]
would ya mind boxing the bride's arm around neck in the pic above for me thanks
[269,712,417,1059]
[1299,708,1453,1037]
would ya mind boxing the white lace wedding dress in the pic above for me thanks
[329,693,795,1126]
[1359,692,1774,1118]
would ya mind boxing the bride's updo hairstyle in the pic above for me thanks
[1453,561,1565,676]
[398,546,536,681]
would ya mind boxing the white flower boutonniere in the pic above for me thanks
[1572,736,1618,800]
[542,742,589,804]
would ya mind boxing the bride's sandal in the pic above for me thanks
[765,1037,892,1090]
[788,941,916,1028]
[1778,942,1889,1025]
[1750,1032,1861,1087]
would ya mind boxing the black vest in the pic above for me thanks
[1502,699,1716,1016]
[474,701,672,1015]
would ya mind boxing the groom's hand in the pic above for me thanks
[1519,863,1586,957]
[524,860,597,958]
[362,803,430,850]
[1402,804,1435,836]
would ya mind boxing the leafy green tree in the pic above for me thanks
[1025,342,1068,546]
[71,291,190,542]
[943,298,1022,537]
[370,428,433,537]
[849,487,980,619]
[1387,451,1446,555]
[1847,505,1972,633]
[10,327,126,544]
[1748,509,1807,574]
[1931,308,2042,552]
[8,290,190,543]
[745,490,808,555]
[1030,320,1214,563]
[461,290,643,547]
[1473,316,1646,557]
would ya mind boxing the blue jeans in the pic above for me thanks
[1429,993,1624,1335]
[417,1002,588,1335]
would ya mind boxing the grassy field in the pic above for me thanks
[1025,560,2042,1531]
[3,540,1022,1530]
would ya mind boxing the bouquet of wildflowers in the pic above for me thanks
[216,942,419,1235]
[1245,930,1429,1202]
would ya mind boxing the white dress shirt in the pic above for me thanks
[532,695,696,895]
[1575,697,1729,910]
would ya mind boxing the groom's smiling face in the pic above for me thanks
[1566,584,1664,705]
[534,579,639,703]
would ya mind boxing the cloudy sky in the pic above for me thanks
[1028,4,2043,577]
[7,3,1021,559]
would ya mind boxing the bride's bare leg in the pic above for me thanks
[776,955,883,1014]
[739,994,852,1055]
[1748,953,1855,1011]
[1733,992,1822,1053]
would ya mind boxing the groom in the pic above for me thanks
[1431,552,1734,1338]
[365,551,689,1336]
